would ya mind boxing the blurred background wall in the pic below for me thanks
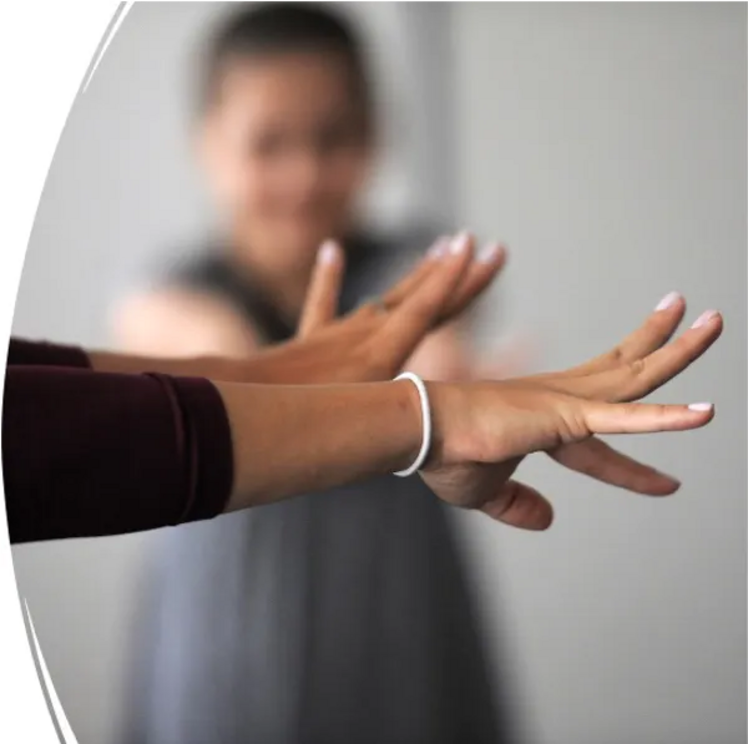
[10,3,746,744]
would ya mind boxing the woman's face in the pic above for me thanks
[201,50,372,266]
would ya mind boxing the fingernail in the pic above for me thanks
[318,240,337,264]
[450,231,471,255]
[691,309,718,329]
[688,402,713,412]
[477,242,505,263]
[427,237,449,259]
[655,291,682,311]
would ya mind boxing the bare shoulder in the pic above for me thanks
[111,288,260,357]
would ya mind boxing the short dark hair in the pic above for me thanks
[199,2,372,129]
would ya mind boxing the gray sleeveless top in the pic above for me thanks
[119,232,520,744]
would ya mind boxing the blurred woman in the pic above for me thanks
[115,5,516,744]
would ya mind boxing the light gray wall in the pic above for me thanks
[9,3,746,744]
[452,4,746,744]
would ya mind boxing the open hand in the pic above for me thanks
[251,233,507,384]
[419,292,722,530]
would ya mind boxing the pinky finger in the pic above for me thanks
[583,400,715,435]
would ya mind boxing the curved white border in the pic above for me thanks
[0,2,122,741]
[24,600,79,744]
[82,2,134,94]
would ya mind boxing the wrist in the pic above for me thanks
[393,377,457,473]
[390,378,428,473]
[419,381,461,470]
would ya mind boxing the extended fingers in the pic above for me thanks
[569,292,687,375]
[550,437,680,495]
[480,434,683,533]
[383,234,506,322]
[615,309,723,399]
[573,309,723,402]
[381,236,451,308]
[439,242,507,323]
[377,234,476,363]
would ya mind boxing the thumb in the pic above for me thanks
[480,479,554,530]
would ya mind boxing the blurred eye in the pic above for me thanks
[316,120,361,156]
[250,129,286,159]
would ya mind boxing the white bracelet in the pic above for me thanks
[393,372,432,477]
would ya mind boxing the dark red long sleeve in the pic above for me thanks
[3,339,234,543]
[8,337,92,368]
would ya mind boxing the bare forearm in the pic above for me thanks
[215,380,423,511]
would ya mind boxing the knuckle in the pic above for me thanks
[497,481,522,517]
[556,400,589,444]
[609,345,626,365]
[628,358,647,377]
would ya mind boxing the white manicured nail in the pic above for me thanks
[318,240,338,264]
[477,242,504,263]
[427,237,449,259]
[450,231,471,255]
[691,309,718,329]
[688,402,713,412]
[655,291,681,311]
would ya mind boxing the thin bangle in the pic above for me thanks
[393,372,432,477]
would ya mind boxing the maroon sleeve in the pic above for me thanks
[2,366,234,543]
[7,338,91,369]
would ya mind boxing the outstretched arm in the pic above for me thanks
[4,292,721,543]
